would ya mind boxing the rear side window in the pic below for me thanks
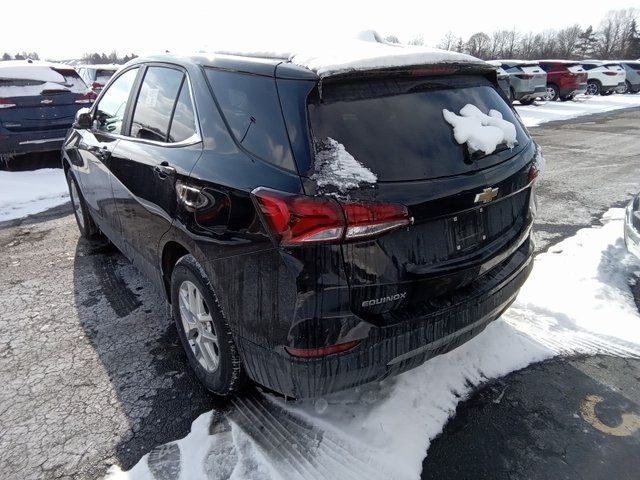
[95,68,138,134]
[130,66,184,142]
[168,82,197,143]
[308,76,529,182]
[52,68,87,93]
[205,69,294,170]
[96,70,115,84]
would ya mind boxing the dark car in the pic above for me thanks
[0,60,95,162]
[62,52,539,398]
[76,65,119,94]
[537,60,588,101]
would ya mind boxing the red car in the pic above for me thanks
[538,60,588,101]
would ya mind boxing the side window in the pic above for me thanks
[94,68,138,134]
[130,66,183,142]
[168,81,197,143]
[205,68,294,170]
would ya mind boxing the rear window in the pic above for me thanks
[307,75,529,182]
[96,69,115,84]
[568,65,585,73]
[0,65,87,97]
[205,68,295,171]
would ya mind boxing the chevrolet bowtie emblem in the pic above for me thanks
[474,187,499,204]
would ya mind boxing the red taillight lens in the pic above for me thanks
[75,91,96,104]
[342,201,410,240]
[252,187,411,246]
[515,74,533,80]
[603,71,617,76]
[91,82,102,91]
[285,340,360,358]
[0,98,16,109]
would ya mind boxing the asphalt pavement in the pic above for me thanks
[0,107,639,479]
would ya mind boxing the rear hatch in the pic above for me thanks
[518,64,546,90]
[304,73,536,319]
[604,63,626,84]
[567,63,588,85]
[0,65,94,133]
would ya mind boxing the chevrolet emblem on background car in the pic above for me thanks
[474,187,499,204]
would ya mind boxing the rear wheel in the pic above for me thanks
[586,80,600,96]
[544,84,559,101]
[66,169,99,239]
[171,254,246,396]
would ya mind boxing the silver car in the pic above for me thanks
[489,60,547,105]
[625,193,640,260]
[619,61,640,93]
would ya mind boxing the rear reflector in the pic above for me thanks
[0,98,16,109]
[252,187,411,246]
[285,340,360,358]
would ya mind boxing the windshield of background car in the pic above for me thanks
[307,75,529,182]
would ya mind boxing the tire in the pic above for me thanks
[66,169,99,239]
[622,81,631,94]
[171,254,245,396]
[586,80,601,96]
[560,94,574,102]
[519,98,535,105]
[601,90,614,96]
[544,84,559,101]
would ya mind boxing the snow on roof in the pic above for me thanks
[0,60,75,82]
[76,64,120,70]
[492,59,540,66]
[214,30,485,78]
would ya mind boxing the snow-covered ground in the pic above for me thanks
[107,209,640,480]
[515,94,640,127]
[0,168,69,222]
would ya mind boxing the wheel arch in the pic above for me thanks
[161,240,191,301]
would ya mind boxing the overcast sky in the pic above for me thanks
[2,0,637,59]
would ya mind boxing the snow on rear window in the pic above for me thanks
[311,137,377,193]
[442,104,517,155]
[568,65,585,73]
[0,67,87,97]
[0,65,65,83]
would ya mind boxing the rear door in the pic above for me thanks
[109,64,202,283]
[304,75,535,315]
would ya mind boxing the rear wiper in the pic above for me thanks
[467,142,514,162]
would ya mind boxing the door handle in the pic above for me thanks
[154,162,176,178]
[92,146,111,161]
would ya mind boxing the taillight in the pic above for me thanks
[285,340,360,358]
[0,98,16,109]
[603,71,617,76]
[515,74,533,80]
[91,82,102,91]
[75,92,96,104]
[528,162,540,183]
[252,187,411,246]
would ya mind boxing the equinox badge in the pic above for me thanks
[474,187,499,204]
[362,292,407,307]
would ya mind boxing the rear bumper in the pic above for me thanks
[518,86,546,100]
[0,127,70,156]
[238,238,534,398]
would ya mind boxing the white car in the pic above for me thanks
[581,61,626,96]
[625,193,640,260]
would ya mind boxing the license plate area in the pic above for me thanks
[449,209,486,253]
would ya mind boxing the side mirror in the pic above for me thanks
[73,108,92,130]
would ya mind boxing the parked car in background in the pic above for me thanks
[624,193,640,260]
[489,60,547,105]
[63,51,538,398]
[581,61,626,96]
[537,60,588,101]
[494,64,511,99]
[618,61,640,93]
[0,60,95,161]
[76,64,119,94]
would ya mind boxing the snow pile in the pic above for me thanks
[515,94,640,127]
[0,169,69,222]
[311,137,377,193]
[214,30,485,78]
[107,209,640,480]
[443,104,517,154]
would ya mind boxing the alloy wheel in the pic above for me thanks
[69,179,85,230]
[178,280,220,372]
[586,83,598,96]
[544,86,557,101]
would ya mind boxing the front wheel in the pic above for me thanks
[586,81,600,96]
[66,169,99,239]
[171,254,246,396]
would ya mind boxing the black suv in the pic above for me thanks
[63,53,538,398]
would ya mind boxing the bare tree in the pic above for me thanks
[437,31,456,51]
[555,25,582,58]
[466,32,491,58]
